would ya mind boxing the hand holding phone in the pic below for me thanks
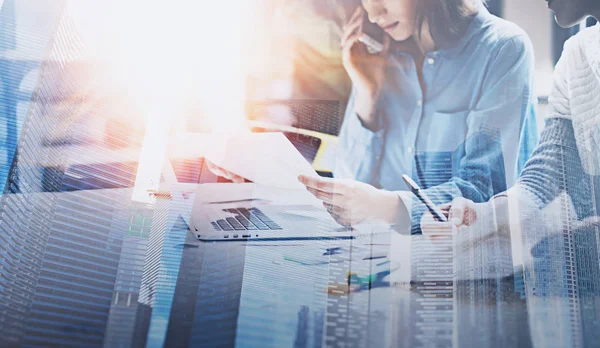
[358,13,385,54]
[402,175,448,223]
[341,7,391,131]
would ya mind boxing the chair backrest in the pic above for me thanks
[245,99,343,136]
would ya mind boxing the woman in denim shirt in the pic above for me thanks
[298,0,538,233]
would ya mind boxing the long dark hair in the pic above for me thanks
[331,0,480,47]
[416,0,480,47]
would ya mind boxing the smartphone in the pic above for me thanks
[358,12,385,54]
[402,175,449,223]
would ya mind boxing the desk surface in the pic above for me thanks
[0,185,597,348]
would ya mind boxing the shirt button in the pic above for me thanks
[417,100,423,107]
[427,57,435,65]
[407,147,413,154]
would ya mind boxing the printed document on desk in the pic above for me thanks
[204,132,320,191]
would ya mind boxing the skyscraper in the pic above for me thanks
[0,4,152,346]
[409,235,453,348]
[0,0,57,194]
[0,4,82,343]
[521,137,600,348]
[22,188,131,347]
[453,221,532,348]
[103,204,152,348]
[133,185,195,347]
[18,59,144,347]
[409,151,455,348]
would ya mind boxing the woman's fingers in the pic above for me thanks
[438,202,452,211]
[298,175,350,195]
[345,6,364,29]
[421,211,450,232]
[324,202,349,218]
[228,173,246,184]
[323,203,355,227]
[381,34,392,54]
[206,161,227,177]
[449,198,478,227]
[342,34,368,70]
[448,198,467,227]
[344,35,387,76]
[463,203,478,226]
[420,210,436,227]
[347,33,370,58]
[437,203,452,220]
[299,176,364,226]
[306,187,343,206]
[342,32,367,63]
[342,8,364,45]
[330,212,353,227]
[298,175,332,191]
[206,161,245,183]
[421,209,453,247]
[422,198,478,237]
[341,19,363,47]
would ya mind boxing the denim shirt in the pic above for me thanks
[334,7,538,233]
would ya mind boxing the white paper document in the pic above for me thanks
[204,132,319,191]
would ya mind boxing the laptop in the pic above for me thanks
[190,196,363,242]
[186,132,391,242]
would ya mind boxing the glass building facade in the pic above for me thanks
[1,1,600,347]
[103,205,152,348]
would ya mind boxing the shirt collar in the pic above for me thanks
[434,4,493,59]
[392,4,493,60]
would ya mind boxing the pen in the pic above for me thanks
[401,174,448,222]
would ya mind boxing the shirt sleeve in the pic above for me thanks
[400,35,538,234]
[334,87,386,183]
[547,36,572,121]
[515,117,595,210]
[502,118,594,265]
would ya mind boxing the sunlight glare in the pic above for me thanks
[91,0,255,202]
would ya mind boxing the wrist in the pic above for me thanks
[379,189,402,225]
[354,90,381,131]
[472,201,502,241]
[489,195,509,231]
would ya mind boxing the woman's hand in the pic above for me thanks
[420,203,453,243]
[206,161,246,183]
[298,175,400,226]
[420,197,481,242]
[445,197,480,227]
[421,197,479,229]
[342,7,391,131]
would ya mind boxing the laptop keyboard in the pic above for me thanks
[210,207,282,232]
